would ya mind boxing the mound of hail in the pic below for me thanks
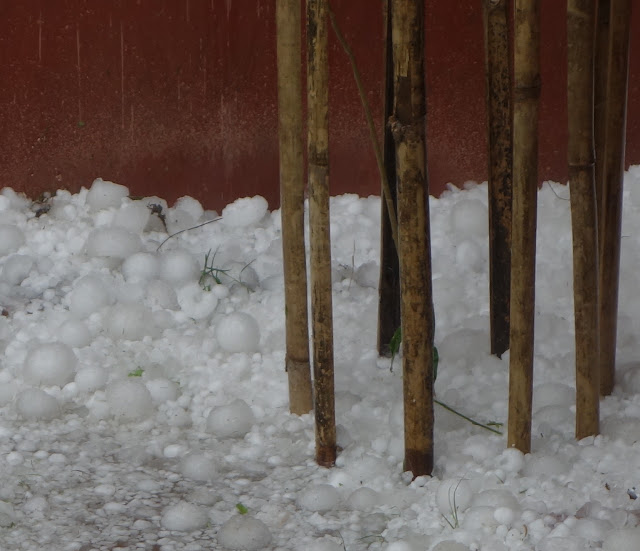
[0,175,638,551]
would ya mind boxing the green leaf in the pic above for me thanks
[235,503,248,515]
[128,368,144,377]
[433,346,439,381]
[388,327,439,380]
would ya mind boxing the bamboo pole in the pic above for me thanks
[567,0,599,440]
[307,0,336,467]
[378,0,401,356]
[594,0,610,228]
[391,0,435,477]
[483,0,512,358]
[276,0,313,415]
[508,0,540,454]
[598,0,631,396]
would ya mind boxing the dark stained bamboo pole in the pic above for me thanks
[378,0,401,356]
[599,0,632,396]
[391,0,435,477]
[508,0,540,454]
[568,0,600,440]
[276,0,313,416]
[307,0,336,467]
[598,0,631,396]
[483,0,512,358]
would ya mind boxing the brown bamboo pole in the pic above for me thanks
[391,0,435,477]
[508,0,540,454]
[276,0,313,416]
[598,0,631,396]
[594,0,610,229]
[378,0,401,356]
[568,0,599,440]
[483,0,512,358]
[307,0,336,467]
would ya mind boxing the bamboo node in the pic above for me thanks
[513,84,541,101]
[568,161,595,175]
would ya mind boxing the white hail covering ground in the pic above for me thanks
[0,174,639,551]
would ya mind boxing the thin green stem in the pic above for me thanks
[327,4,399,251]
[435,399,503,435]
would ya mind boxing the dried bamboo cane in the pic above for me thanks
[508,0,540,454]
[598,0,631,396]
[307,0,336,467]
[391,0,435,477]
[276,0,313,415]
[483,0,512,358]
[567,0,599,439]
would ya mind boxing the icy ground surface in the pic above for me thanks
[0,174,640,550]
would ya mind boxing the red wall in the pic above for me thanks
[1,1,638,211]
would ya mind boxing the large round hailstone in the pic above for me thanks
[106,379,154,420]
[206,399,254,438]
[0,224,25,256]
[450,199,488,238]
[2,254,34,285]
[180,452,217,482]
[346,487,380,511]
[174,196,204,221]
[165,208,197,234]
[177,282,219,320]
[112,201,150,233]
[85,227,142,260]
[58,319,92,348]
[602,528,640,551]
[121,252,160,282]
[145,378,179,403]
[217,515,272,551]
[455,240,484,272]
[216,312,260,353]
[16,389,60,420]
[23,342,77,387]
[297,484,340,512]
[436,479,473,517]
[221,196,268,227]
[160,501,208,531]
[496,448,524,474]
[68,275,113,318]
[354,261,379,289]
[470,489,519,511]
[146,279,179,310]
[86,178,129,211]
[159,249,200,286]
[106,303,156,341]
[75,366,108,392]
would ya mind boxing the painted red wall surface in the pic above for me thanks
[1,1,638,211]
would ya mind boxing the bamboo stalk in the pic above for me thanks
[378,0,401,356]
[508,0,540,454]
[594,0,610,232]
[276,0,313,415]
[483,0,512,358]
[567,0,599,440]
[307,0,336,467]
[598,0,631,396]
[391,0,435,477]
